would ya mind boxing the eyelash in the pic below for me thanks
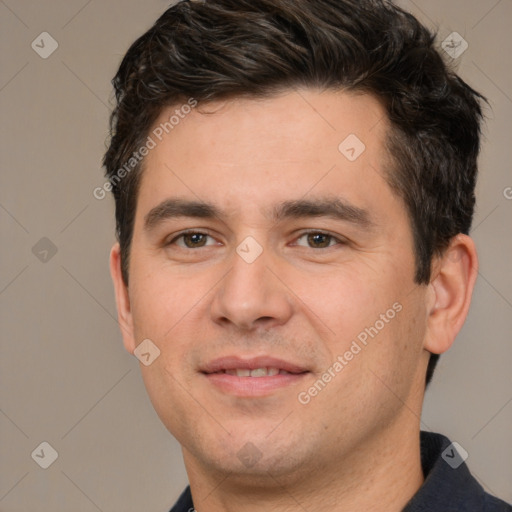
[166,230,346,249]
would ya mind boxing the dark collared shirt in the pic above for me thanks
[169,431,511,511]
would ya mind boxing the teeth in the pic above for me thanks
[224,367,282,377]
[225,368,250,377]
[250,368,267,377]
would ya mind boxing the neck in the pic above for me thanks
[183,416,424,512]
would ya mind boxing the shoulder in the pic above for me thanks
[484,493,512,511]
[403,431,511,511]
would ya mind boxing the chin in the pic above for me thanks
[185,427,316,482]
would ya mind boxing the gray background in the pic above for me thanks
[1,0,511,510]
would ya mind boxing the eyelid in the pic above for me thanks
[165,229,221,247]
[292,230,348,248]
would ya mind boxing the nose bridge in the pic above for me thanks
[210,238,293,329]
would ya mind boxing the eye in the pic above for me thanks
[168,231,218,249]
[294,231,343,249]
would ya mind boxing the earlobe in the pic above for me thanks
[109,243,137,354]
[424,234,478,355]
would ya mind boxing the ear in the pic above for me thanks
[424,234,478,355]
[109,243,136,354]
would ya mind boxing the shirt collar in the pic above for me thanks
[403,431,487,511]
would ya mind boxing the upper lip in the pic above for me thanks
[200,355,309,374]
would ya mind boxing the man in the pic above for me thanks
[103,0,511,510]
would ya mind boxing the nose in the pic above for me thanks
[210,243,294,331]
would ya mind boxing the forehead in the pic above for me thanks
[150,89,388,159]
[136,89,399,223]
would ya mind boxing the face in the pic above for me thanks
[114,89,433,484]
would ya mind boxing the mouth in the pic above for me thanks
[216,367,297,377]
[200,355,310,397]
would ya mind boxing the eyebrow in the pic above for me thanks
[271,198,374,228]
[144,197,375,231]
[144,199,222,230]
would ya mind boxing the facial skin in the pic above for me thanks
[110,89,478,512]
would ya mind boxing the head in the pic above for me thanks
[105,0,484,487]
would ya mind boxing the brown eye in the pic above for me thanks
[306,233,333,248]
[182,233,208,248]
[169,232,216,249]
[294,231,341,249]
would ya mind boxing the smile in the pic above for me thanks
[200,356,310,397]
[220,368,294,377]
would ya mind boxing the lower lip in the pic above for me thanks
[203,372,309,397]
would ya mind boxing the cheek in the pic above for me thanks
[133,306,201,443]
[303,298,426,440]
[290,263,399,347]
[128,263,205,340]
[138,362,195,447]
[300,267,425,400]
[355,291,428,401]
[127,270,202,425]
